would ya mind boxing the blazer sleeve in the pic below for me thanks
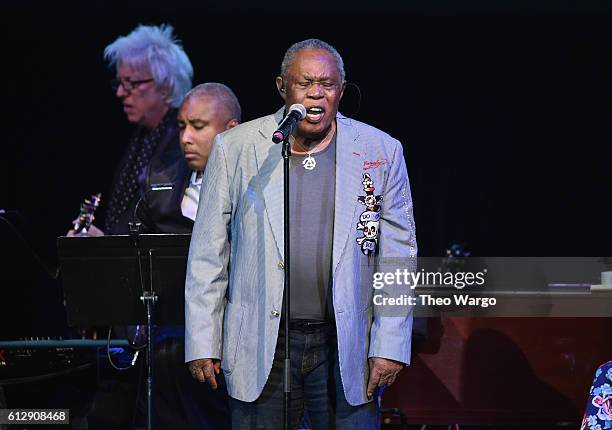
[368,139,417,365]
[185,135,232,362]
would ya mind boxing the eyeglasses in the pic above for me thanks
[110,77,155,92]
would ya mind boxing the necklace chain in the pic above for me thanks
[291,138,320,171]
[290,127,334,171]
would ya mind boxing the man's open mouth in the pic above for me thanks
[306,106,325,122]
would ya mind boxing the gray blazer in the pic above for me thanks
[185,109,417,406]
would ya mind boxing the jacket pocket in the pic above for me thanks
[221,301,245,374]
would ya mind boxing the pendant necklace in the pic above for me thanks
[293,136,329,171]
[302,151,316,170]
[292,140,317,170]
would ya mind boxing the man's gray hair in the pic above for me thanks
[185,83,242,123]
[104,24,193,108]
[280,38,345,82]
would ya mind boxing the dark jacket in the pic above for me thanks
[136,144,193,234]
[105,109,193,235]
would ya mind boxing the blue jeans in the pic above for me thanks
[229,323,378,430]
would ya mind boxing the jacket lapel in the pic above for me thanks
[253,108,286,258]
[332,115,364,274]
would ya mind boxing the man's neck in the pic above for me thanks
[291,120,336,155]
[142,105,170,131]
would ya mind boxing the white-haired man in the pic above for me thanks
[101,24,193,235]
[83,24,197,430]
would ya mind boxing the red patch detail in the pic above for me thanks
[363,159,389,170]
[0,350,5,362]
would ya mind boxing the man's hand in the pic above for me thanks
[188,358,221,389]
[67,223,105,237]
[366,357,404,398]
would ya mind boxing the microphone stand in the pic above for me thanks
[281,136,291,430]
[128,222,157,430]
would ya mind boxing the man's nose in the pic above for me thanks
[116,83,127,98]
[307,83,324,98]
[180,129,192,146]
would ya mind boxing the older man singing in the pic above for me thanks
[185,39,417,429]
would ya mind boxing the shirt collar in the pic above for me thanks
[191,170,203,186]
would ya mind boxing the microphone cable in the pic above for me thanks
[341,82,362,118]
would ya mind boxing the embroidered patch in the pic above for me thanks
[592,386,612,422]
[363,159,389,171]
[356,173,383,258]
[582,363,612,430]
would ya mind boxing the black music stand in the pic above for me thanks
[57,233,191,430]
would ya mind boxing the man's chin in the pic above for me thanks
[125,113,141,125]
[297,123,332,141]
[186,161,203,171]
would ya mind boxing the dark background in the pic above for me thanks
[0,2,611,334]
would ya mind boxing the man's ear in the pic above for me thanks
[158,83,172,105]
[225,118,239,130]
[275,76,286,100]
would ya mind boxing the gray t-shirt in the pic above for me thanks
[289,134,336,320]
